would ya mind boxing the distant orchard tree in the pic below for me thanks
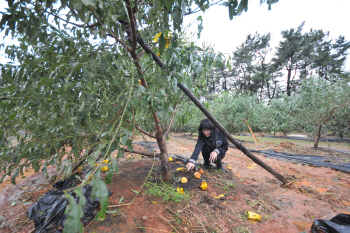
[281,77,350,149]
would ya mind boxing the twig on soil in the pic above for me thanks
[84,218,94,232]
[129,181,136,188]
[338,199,346,210]
[206,214,214,229]
[164,207,185,223]
[108,203,131,208]
[188,209,208,233]
[161,216,180,233]
[282,181,315,198]
[134,227,172,232]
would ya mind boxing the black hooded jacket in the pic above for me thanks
[189,129,228,162]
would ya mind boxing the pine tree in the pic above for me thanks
[272,22,306,96]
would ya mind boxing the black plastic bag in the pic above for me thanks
[311,214,350,233]
[27,178,100,233]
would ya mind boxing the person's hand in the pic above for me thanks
[186,162,195,171]
[209,151,218,163]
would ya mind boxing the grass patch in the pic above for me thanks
[144,181,190,203]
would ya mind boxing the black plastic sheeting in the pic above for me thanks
[27,177,101,233]
[311,214,350,233]
[134,141,159,152]
[250,134,350,143]
[251,149,350,173]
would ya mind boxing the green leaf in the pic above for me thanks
[0,130,5,146]
[173,1,182,31]
[11,168,19,184]
[159,33,166,55]
[91,178,109,221]
[106,209,120,214]
[81,0,96,7]
[105,171,113,184]
[131,189,139,194]
[119,196,124,204]
[8,112,17,120]
[112,158,118,173]
[64,188,85,233]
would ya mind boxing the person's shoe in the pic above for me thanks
[217,165,226,173]
[202,163,211,170]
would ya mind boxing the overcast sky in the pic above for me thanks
[183,0,350,69]
[1,0,350,68]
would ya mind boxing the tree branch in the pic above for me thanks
[136,34,166,68]
[164,94,183,136]
[184,0,224,16]
[44,10,100,28]
[288,110,316,125]
[127,119,156,139]
[136,50,146,61]
[291,121,314,138]
[124,0,138,51]
[106,33,132,53]
[321,125,350,138]
[87,6,102,27]
[321,106,337,126]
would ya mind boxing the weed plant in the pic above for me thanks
[144,181,190,203]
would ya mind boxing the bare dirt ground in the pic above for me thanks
[1,133,350,233]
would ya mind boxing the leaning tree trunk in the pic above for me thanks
[135,32,288,184]
[178,83,288,184]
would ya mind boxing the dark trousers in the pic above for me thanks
[202,145,225,168]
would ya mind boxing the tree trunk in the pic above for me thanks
[152,112,172,182]
[314,125,322,149]
[156,134,172,182]
[287,68,292,96]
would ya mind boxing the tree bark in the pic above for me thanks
[287,68,292,96]
[314,125,322,149]
[178,83,288,184]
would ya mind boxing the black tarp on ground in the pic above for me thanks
[251,149,350,173]
[27,177,100,233]
[244,134,350,143]
[311,214,350,233]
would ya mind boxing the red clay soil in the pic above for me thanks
[1,133,350,233]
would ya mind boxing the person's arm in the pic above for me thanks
[188,134,204,164]
[215,131,228,157]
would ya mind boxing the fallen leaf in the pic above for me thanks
[177,187,184,194]
[247,164,257,169]
[11,200,17,207]
[214,194,225,199]
[131,189,139,194]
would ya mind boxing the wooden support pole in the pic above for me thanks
[244,119,259,143]
[177,83,288,184]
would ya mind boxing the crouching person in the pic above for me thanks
[186,119,228,172]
